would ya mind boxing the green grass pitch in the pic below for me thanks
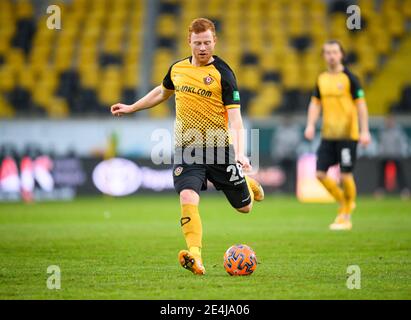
[0,195,410,299]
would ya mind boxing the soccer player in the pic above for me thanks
[110,18,264,274]
[304,40,371,231]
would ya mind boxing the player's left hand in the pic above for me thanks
[236,154,252,172]
[359,130,371,146]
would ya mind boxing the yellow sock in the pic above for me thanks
[342,175,356,214]
[180,204,202,256]
[244,176,255,203]
[189,246,201,258]
[318,176,344,204]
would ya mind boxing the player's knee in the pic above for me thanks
[341,172,353,180]
[180,189,199,205]
[316,171,327,180]
[236,204,252,214]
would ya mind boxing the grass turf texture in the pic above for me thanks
[0,195,410,299]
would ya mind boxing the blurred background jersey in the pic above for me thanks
[311,68,365,141]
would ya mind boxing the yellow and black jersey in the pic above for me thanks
[311,67,365,141]
[162,55,240,148]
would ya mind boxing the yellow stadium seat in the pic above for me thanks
[0,39,10,56]
[260,53,280,72]
[125,48,141,65]
[157,14,178,37]
[248,84,282,117]
[359,49,378,74]
[5,48,25,70]
[0,22,15,43]
[301,63,321,91]
[2,0,409,119]
[16,0,34,19]
[80,65,100,89]
[47,97,69,118]
[123,64,140,88]
[149,101,170,118]
[260,83,282,106]
[281,64,301,90]
[403,0,411,18]
[0,93,15,118]
[238,66,261,92]
[349,64,365,85]
[386,12,406,38]
[98,66,122,106]
[38,69,59,93]
[18,67,36,91]
[0,66,16,92]
[32,84,53,108]
[54,50,73,72]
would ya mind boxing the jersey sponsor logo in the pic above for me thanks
[175,85,212,98]
[203,75,214,85]
[174,166,183,176]
[233,91,240,102]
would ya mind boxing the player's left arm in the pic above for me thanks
[348,71,371,146]
[228,108,251,171]
[218,63,251,170]
[357,99,371,146]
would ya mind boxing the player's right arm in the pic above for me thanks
[304,84,321,141]
[111,85,174,116]
[304,100,321,140]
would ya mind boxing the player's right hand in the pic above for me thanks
[110,103,134,116]
[236,154,252,172]
[304,125,315,141]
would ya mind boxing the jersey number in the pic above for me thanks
[227,164,245,182]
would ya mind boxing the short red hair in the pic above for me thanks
[188,18,216,38]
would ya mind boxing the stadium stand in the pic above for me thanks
[0,0,144,117]
[0,0,410,118]
[154,0,411,117]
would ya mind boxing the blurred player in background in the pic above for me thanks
[111,18,264,275]
[304,40,371,231]
[375,115,410,199]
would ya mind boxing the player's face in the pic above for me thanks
[323,43,343,67]
[189,30,216,65]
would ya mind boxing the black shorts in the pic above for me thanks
[173,146,251,209]
[316,139,358,173]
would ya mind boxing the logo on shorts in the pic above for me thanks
[241,195,251,203]
[203,75,214,85]
[174,166,183,176]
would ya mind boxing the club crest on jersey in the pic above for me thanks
[174,166,183,176]
[203,75,214,85]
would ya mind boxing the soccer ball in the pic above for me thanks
[223,244,257,276]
